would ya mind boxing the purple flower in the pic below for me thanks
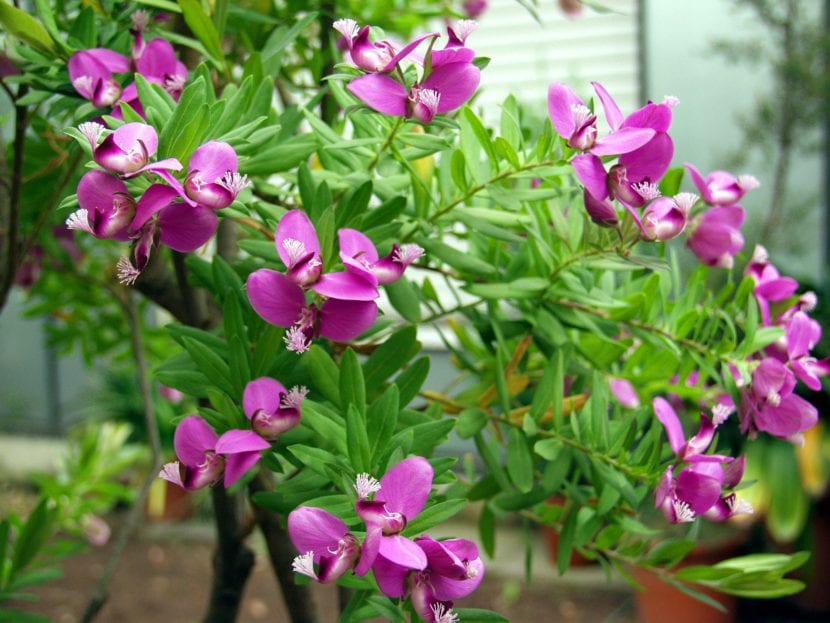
[243,377,307,440]
[640,193,696,241]
[333,19,438,73]
[548,82,655,155]
[431,21,479,68]
[159,415,270,489]
[463,0,489,19]
[685,163,759,206]
[745,245,800,326]
[348,61,480,125]
[289,506,361,583]
[608,377,640,408]
[115,183,218,285]
[68,48,130,108]
[686,204,745,269]
[78,121,182,177]
[66,170,136,241]
[739,358,819,444]
[353,457,434,575]
[339,228,424,286]
[652,398,751,524]
[373,535,485,623]
[246,269,378,353]
[785,311,830,391]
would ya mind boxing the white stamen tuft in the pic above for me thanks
[78,121,106,148]
[431,603,459,623]
[354,473,381,500]
[751,245,769,265]
[799,291,818,312]
[766,390,781,407]
[116,257,142,286]
[393,243,425,266]
[737,174,760,192]
[284,325,310,354]
[570,103,593,128]
[662,95,680,108]
[158,462,183,487]
[292,552,318,579]
[727,495,754,516]
[163,74,186,97]
[633,181,661,201]
[454,19,479,43]
[673,192,698,213]
[673,499,695,523]
[66,209,93,234]
[716,253,735,270]
[281,385,309,410]
[282,238,308,266]
[215,171,251,198]
[417,89,441,115]
[464,561,479,579]
[333,18,360,41]
[131,10,150,30]
[712,403,733,427]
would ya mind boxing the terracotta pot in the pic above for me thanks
[145,477,193,521]
[631,540,743,623]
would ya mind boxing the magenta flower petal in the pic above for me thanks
[74,170,134,241]
[277,210,321,266]
[174,415,218,467]
[422,62,481,113]
[591,81,623,131]
[189,140,238,181]
[379,456,433,519]
[215,429,271,454]
[755,394,818,438]
[591,127,655,157]
[288,507,349,560]
[319,299,378,342]
[378,534,428,570]
[571,154,609,201]
[312,271,378,301]
[372,554,411,598]
[653,397,685,455]
[243,377,288,420]
[223,451,263,488]
[112,122,159,158]
[136,38,179,79]
[754,277,798,302]
[675,466,722,514]
[787,311,819,360]
[130,184,179,232]
[348,74,408,116]
[247,269,306,328]
[622,102,672,133]
[339,228,379,263]
[354,525,382,576]
[619,132,674,182]
[157,202,218,252]
[382,32,440,71]
[609,378,640,408]
[547,82,584,138]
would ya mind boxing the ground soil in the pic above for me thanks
[10,528,638,623]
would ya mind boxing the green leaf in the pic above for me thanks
[11,499,56,575]
[181,336,235,396]
[456,408,488,439]
[417,238,497,276]
[346,404,371,472]
[367,385,399,463]
[362,326,419,390]
[385,277,422,322]
[394,357,430,407]
[307,346,340,405]
[404,499,467,536]
[300,401,346,455]
[179,0,224,63]
[506,429,534,493]
[462,107,499,173]
[465,278,548,299]
[339,348,366,415]
[479,504,496,558]
[556,505,577,575]
[451,610,508,623]
[0,2,57,54]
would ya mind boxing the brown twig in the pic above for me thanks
[80,291,163,622]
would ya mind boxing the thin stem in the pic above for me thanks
[367,116,404,172]
[80,292,163,622]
